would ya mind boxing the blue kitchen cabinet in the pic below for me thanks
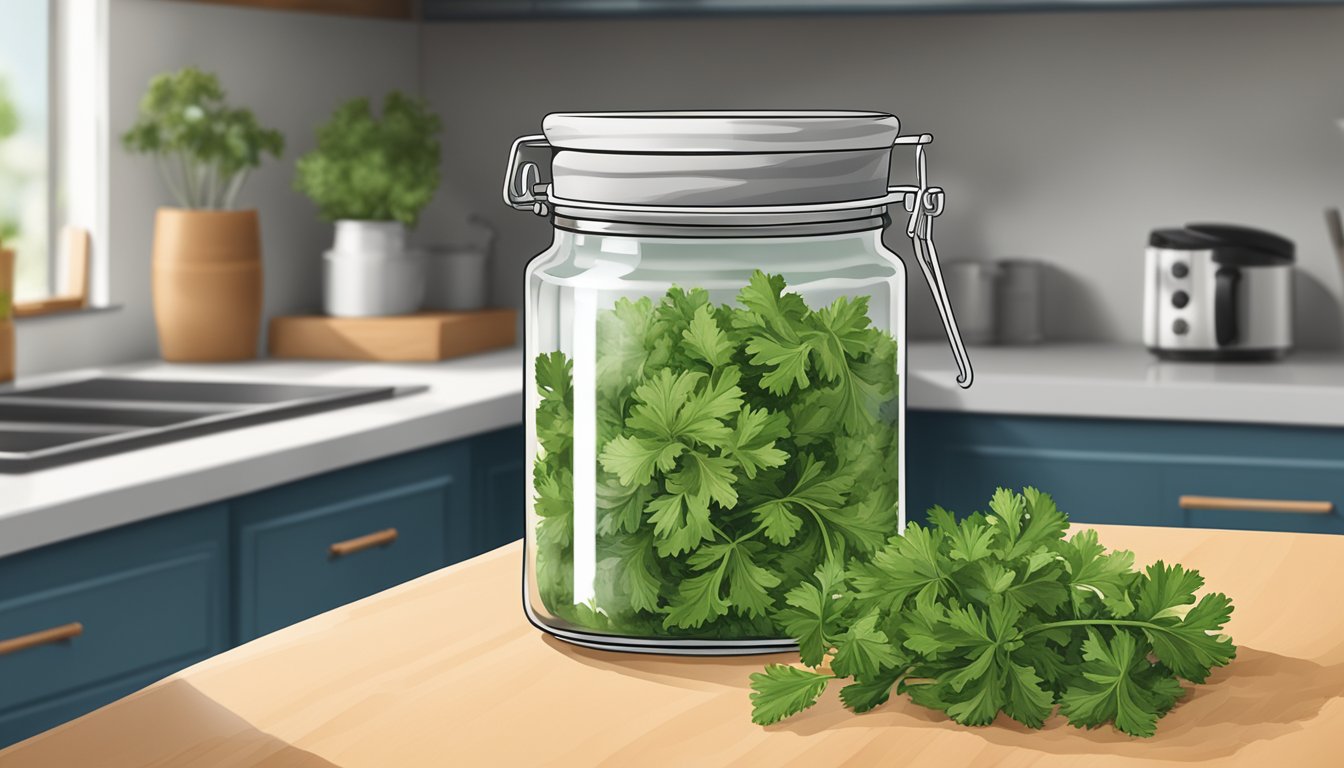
[470,425,525,555]
[0,505,229,747]
[908,412,1344,535]
[0,424,526,748]
[232,441,472,642]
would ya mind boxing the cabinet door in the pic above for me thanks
[0,506,228,748]
[1153,420,1344,535]
[233,443,469,642]
[908,413,1173,527]
[471,425,525,555]
[1162,460,1344,535]
[910,412,1344,535]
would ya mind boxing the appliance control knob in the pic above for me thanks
[1172,319,1190,335]
[1171,262,1189,278]
[1171,290,1190,309]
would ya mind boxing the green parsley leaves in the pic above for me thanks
[749,488,1236,737]
[533,271,901,639]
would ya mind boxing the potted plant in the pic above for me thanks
[0,76,18,250]
[294,91,442,317]
[122,67,284,361]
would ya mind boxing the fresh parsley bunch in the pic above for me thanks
[750,488,1236,737]
[532,271,901,638]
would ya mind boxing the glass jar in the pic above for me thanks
[505,112,972,654]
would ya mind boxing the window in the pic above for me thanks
[0,0,50,303]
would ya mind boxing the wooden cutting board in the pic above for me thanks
[268,308,517,362]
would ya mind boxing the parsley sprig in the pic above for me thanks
[749,488,1237,737]
[532,271,901,638]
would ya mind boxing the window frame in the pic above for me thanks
[14,0,108,318]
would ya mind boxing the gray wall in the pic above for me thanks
[18,2,1344,377]
[419,5,1344,347]
[17,0,419,375]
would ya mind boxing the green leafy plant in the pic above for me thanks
[533,271,901,639]
[121,67,284,210]
[293,92,442,226]
[0,76,17,141]
[1,76,21,246]
[749,487,1236,737]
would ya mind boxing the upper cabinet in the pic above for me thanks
[422,0,1343,21]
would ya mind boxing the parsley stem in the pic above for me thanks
[805,509,834,559]
[734,522,768,544]
[1022,618,1162,636]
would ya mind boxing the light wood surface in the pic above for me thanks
[12,296,87,318]
[11,226,92,318]
[1178,495,1334,514]
[62,225,90,306]
[5,524,1343,767]
[269,309,517,362]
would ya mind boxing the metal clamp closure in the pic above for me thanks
[897,134,973,389]
[502,134,552,216]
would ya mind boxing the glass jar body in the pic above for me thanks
[524,226,907,653]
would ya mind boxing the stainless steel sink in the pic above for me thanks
[0,378,407,472]
[0,401,228,428]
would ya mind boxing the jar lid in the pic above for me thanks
[526,111,904,210]
[503,111,975,390]
[541,111,901,154]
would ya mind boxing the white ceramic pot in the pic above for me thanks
[322,220,425,317]
[333,220,406,256]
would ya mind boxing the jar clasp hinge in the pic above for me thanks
[894,133,973,390]
[503,134,552,217]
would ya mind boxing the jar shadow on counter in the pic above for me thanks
[540,634,795,692]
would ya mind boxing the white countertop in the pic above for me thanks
[908,341,1344,427]
[4,341,1343,559]
[0,350,524,558]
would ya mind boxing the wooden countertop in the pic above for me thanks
[5,524,1343,767]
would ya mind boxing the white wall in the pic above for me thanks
[17,0,419,375]
[418,5,1344,348]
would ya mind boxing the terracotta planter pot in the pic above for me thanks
[0,249,13,381]
[152,208,263,362]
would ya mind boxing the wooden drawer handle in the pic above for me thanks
[329,528,398,557]
[1179,495,1335,515]
[0,622,84,656]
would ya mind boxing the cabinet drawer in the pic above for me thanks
[908,413,1175,527]
[933,445,1169,526]
[910,412,1344,535]
[0,506,228,746]
[1162,459,1344,535]
[234,444,469,640]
